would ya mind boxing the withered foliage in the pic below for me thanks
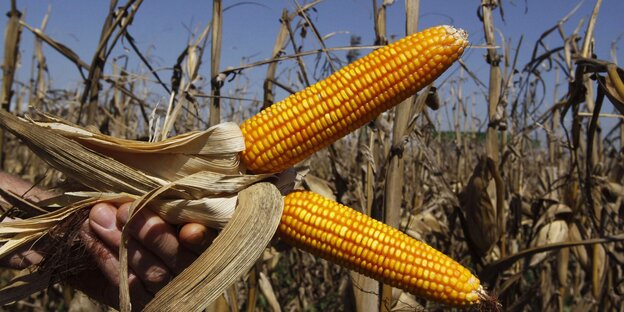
[0,0,623,311]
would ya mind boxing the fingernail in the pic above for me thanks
[91,204,116,229]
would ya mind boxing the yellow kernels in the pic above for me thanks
[278,191,482,307]
[240,25,468,173]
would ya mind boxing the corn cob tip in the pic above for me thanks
[440,25,468,44]
[476,285,502,312]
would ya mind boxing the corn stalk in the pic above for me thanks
[0,0,22,169]
[209,0,223,127]
[480,0,506,257]
[381,0,420,310]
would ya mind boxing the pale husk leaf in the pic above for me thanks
[258,271,281,312]
[0,109,164,194]
[302,174,335,201]
[568,222,589,268]
[0,109,290,310]
[530,220,569,267]
[0,195,130,259]
[28,113,245,179]
[143,182,283,311]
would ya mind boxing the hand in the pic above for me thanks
[74,202,216,309]
[0,172,216,310]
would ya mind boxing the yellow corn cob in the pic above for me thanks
[240,25,468,173]
[278,191,484,307]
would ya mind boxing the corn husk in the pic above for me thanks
[258,271,281,312]
[459,157,500,256]
[0,109,288,311]
[144,182,282,311]
[529,220,569,267]
[28,112,245,179]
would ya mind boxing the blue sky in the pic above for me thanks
[1,0,623,131]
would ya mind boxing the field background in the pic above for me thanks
[1,0,624,311]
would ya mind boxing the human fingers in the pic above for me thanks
[79,217,152,310]
[0,245,43,269]
[116,203,197,274]
[90,203,172,293]
[0,172,58,202]
[178,223,217,255]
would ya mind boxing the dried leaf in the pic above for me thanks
[603,181,624,198]
[605,64,624,110]
[568,223,589,268]
[20,21,89,69]
[303,174,335,200]
[0,110,163,194]
[403,211,449,239]
[391,291,424,311]
[534,203,573,230]
[0,270,52,305]
[530,220,569,267]
[259,271,281,312]
[29,113,245,178]
[459,158,499,256]
[144,183,283,311]
[591,243,607,299]
[0,195,128,259]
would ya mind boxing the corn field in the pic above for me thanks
[0,0,623,311]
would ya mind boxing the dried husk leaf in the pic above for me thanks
[529,220,569,267]
[539,263,556,311]
[0,195,132,306]
[0,109,291,309]
[0,110,165,194]
[605,64,624,110]
[459,158,499,256]
[568,222,589,268]
[402,210,449,239]
[0,195,129,260]
[563,178,581,213]
[534,203,573,230]
[591,243,607,299]
[151,196,237,228]
[302,174,335,201]
[0,188,49,217]
[603,180,624,198]
[168,170,270,198]
[28,113,245,178]
[391,291,424,311]
[0,110,270,229]
[143,182,283,311]
[67,191,237,229]
[259,271,281,312]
